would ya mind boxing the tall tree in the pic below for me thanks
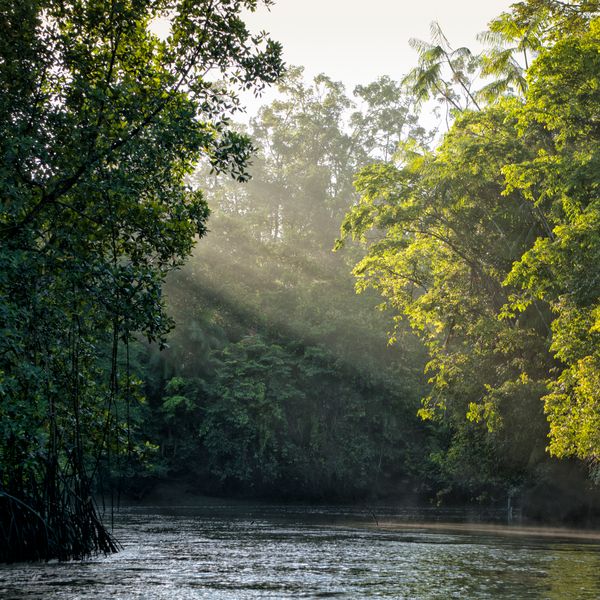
[403,21,481,125]
[337,102,553,496]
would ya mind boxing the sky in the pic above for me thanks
[240,0,514,112]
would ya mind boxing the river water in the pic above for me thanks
[2,503,600,599]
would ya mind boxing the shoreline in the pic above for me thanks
[106,481,600,542]
[352,519,600,542]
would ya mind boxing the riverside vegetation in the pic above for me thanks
[1,0,599,561]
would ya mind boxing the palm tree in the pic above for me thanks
[476,9,545,103]
[403,21,481,118]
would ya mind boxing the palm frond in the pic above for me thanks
[453,46,474,59]
[429,21,450,49]
[476,30,507,47]
[408,37,434,54]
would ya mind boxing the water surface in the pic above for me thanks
[2,503,600,599]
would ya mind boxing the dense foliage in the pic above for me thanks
[137,1,599,515]
[339,0,600,495]
[141,69,437,500]
[0,0,282,561]
[504,15,600,466]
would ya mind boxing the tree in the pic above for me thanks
[403,21,481,125]
[339,0,600,498]
[0,0,282,561]
[504,14,600,468]
[476,7,544,102]
[476,0,600,103]
[337,103,553,497]
[177,67,428,361]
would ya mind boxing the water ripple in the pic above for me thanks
[1,505,600,599]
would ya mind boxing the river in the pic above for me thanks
[2,502,600,599]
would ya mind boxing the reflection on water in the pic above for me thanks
[1,503,600,599]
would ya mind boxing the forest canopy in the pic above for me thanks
[1,0,599,563]
[144,0,600,514]
[339,1,600,469]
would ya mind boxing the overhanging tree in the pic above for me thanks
[0,0,282,561]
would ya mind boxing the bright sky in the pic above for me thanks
[240,0,514,115]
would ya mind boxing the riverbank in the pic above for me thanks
[113,478,600,536]
[360,520,600,543]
